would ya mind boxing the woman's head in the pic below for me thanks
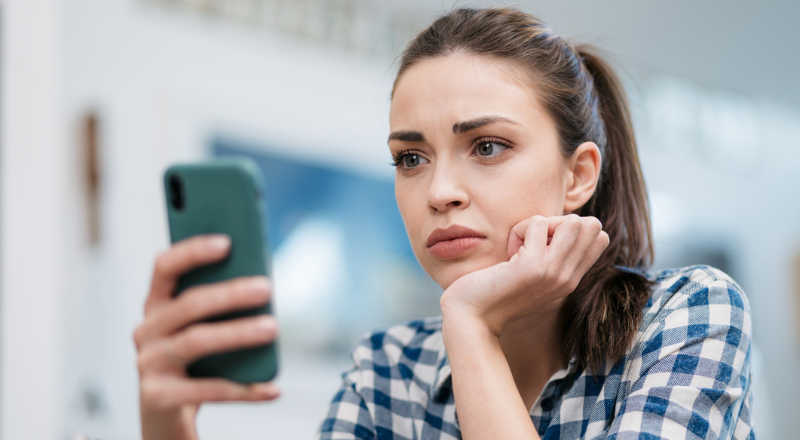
[390,54,602,288]
[389,7,654,372]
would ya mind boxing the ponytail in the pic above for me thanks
[560,47,655,373]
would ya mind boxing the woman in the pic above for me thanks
[134,7,753,440]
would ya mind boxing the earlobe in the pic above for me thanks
[563,142,602,213]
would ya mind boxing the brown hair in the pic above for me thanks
[393,7,655,373]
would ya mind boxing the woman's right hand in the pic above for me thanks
[134,234,281,440]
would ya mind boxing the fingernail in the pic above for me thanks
[258,384,280,398]
[208,235,230,251]
[249,277,271,294]
[257,316,275,332]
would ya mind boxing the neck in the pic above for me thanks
[498,302,565,410]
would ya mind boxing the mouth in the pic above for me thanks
[426,225,486,259]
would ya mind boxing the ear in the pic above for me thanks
[563,141,601,213]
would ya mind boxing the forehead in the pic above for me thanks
[389,54,546,130]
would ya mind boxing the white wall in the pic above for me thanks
[61,0,398,438]
[0,0,72,439]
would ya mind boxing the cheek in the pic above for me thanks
[395,179,424,243]
[477,164,563,229]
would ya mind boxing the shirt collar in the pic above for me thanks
[430,349,452,402]
[429,348,581,403]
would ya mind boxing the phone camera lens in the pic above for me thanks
[169,175,185,211]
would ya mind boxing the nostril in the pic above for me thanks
[451,201,462,207]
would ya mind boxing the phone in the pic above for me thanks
[163,157,278,383]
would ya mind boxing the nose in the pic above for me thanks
[427,162,469,213]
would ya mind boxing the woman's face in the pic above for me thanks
[389,54,572,289]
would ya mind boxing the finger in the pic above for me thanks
[561,217,603,271]
[147,235,231,312]
[545,215,575,236]
[507,215,576,259]
[141,376,280,409]
[138,277,271,344]
[507,215,549,262]
[507,217,533,259]
[573,230,610,278]
[172,315,278,364]
[545,214,583,265]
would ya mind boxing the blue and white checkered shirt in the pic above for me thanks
[316,265,754,439]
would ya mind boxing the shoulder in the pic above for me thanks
[628,264,753,381]
[643,264,751,330]
[351,316,444,361]
[344,316,446,391]
[606,266,755,439]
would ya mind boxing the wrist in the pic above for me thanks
[440,293,504,339]
[141,406,198,440]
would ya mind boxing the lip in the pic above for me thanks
[426,225,486,258]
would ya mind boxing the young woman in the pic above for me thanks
[134,8,754,440]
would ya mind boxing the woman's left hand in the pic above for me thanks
[440,214,610,337]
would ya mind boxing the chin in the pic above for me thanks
[430,254,501,290]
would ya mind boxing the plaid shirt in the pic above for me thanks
[317,265,754,439]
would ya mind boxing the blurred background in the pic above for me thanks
[1,0,798,438]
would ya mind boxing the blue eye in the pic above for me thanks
[402,153,423,168]
[475,140,509,157]
[391,150,429,169]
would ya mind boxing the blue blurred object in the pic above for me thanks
[213,138,440,352]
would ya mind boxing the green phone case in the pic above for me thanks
[164,158,278,383]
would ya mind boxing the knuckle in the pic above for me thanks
[528,263,545,278]
[137,356,148,375]
[140,379,171,409]
[541,267,556,282]
[568,276,581,292]
[185,243,206,263]
[199,284,230,311]
[587,217,602,232]
[225,385,243,401]
[188,284,232,316]
[179,327,206,355]
[137,346,156,374]
[179,293,206,318]
[258,317,278,339]
[142,298,154,316]
[235,277,271,304]
[140,378,158,400]
[557,272,572,287]
[133,325,147,349]
[153,252,171,275]
[530,215,547,227]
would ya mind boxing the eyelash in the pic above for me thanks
[390,148,415,168]
[390,137,514,168]
[473,136,514,154]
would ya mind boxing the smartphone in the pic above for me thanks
[163,157,278,383]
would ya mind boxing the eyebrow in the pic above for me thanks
[387,115,520,144]
[452,116,521,134]
[387,130,425,143]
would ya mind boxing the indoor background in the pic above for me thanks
[2,0,799,439]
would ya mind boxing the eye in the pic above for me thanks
[473,138,512,157]
[391,149,429,169]
[402,153,423,168]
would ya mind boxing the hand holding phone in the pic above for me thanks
[162,158,279,383]
[134,159,280,440]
